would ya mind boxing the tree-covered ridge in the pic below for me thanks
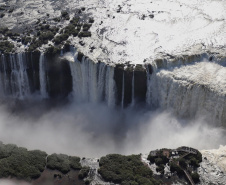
[0,142,84,182]
[0,142,47,180]
[98,154,160,185]
[47,153,82,174]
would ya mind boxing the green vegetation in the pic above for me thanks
[46,45,61,54]
[0,41,14,53]
[0,13,5,18]
[78,166,90,179]
[184,150,202,164]
[53,33,69,45]
[78,31,91,38]
[28,25,59,51]
[191,172,200,183]
[98,154,160,185]
[179,158,187,168]
[53,17,61,22]
[22,37,32,45]
[0,142,47,180]
[156,164,164,175]
[169,162,184,177]
[64,24,79,36]
[0,27,9,34]
[147,150,169,166]
[82,24,92,31]
[61,11,70,20]
[0,27,20,41]
[47,153,81,174]
[70,17,80,26]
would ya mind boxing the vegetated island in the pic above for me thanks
[0,141,203,185]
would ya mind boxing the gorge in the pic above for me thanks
[0,0,226,184]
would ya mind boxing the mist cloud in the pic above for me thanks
[0,100,225,157]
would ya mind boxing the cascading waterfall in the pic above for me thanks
[39,53,48,98]
[146,59,226,126]
[121,71,125,109]
[131,69,135,107]
[68,50,116,106]
[97,62,107,102]
[146,63,158,108]
[105,65,116,107]
[3,53,31,99]
[0,55,8,96]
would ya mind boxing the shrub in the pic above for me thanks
[179,158,187,169]
[0,27,9,34]
[47,153,81,174]
[69,156,82,170]
[98,154,160,185]
[154,158,163,166]
[82,24,92,31]
[0,13,5,18]
[89,18,94,23]
[39,31,55,41]
[70,17,80,26]
[64,24,76,35]
[191,172,200,183]
[78,31,91,38]
[45,46,60,54]
[147,155,155,164]
[189,157,200,168]
[61,11,70,20]
[53,33,69,44]
[0,143,47,180]
[22,37,32,45]
[61,11,68,17]
[156,164,164,174]
[0,41,14,53]
[78,166,90,179]
[169,163,184,177]
[53,17,61,22]
[47,154,71,174]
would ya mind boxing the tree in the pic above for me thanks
[191,172,200,183]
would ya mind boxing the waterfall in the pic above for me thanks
[131,69,135,107]
[105,65,116,107]
[146,66,152,105]
[97,62,107,102]
[146,64,158,108]
[68,50,116,106]
[0,55,7,96]
[39,53,48,98]
[10,53,30,99]
[146,60,226,126]
[0,53,31,99]
[0,55,5,96]
[121,71,125,109]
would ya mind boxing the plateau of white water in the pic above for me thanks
[39,53,48,98]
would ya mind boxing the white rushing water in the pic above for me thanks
[131,69,135,107]
[0,53,31,99]
[146,59,226,126]
[39,53,48,98]
[67,50,116,106]
[121,71,125,109]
